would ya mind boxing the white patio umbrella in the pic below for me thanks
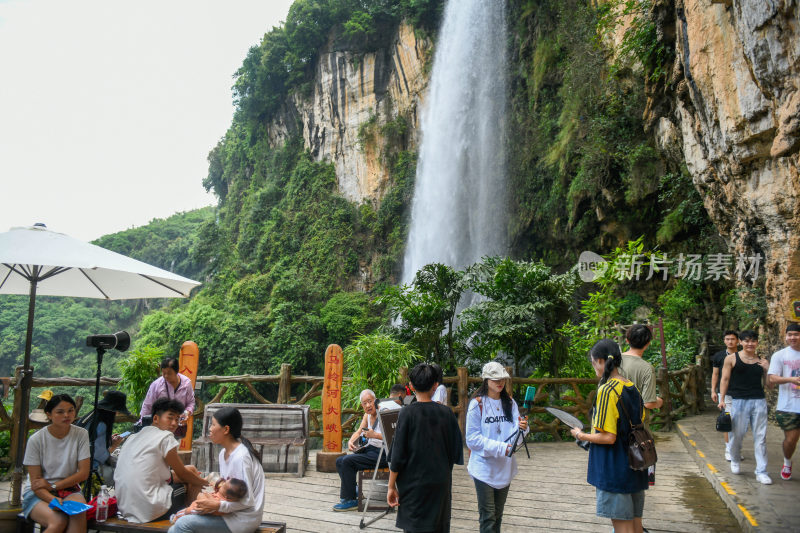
[0,223,201,504]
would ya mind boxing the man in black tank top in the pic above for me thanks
[718,330,772,484]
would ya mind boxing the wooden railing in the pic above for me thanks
[2,360,706,457]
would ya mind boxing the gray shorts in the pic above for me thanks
[596,488,645,520]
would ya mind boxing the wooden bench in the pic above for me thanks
[87,517,286,532]
[192,403,309,477]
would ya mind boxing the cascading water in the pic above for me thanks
[401,0,508,284]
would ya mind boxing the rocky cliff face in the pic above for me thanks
[647,0,799,330]
[266,24,430,204]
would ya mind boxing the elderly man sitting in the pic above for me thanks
[333,389,388,511]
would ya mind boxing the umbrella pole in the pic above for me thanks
[11,272,38,506]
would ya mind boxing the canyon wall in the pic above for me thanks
[647,0,799,331]
[266,24,430,204]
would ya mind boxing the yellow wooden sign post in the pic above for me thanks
[317,344,345,472]
[178,341,199,453]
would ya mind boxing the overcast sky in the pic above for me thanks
[0,0,294,241]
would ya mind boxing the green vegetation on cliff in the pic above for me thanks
[507,0,717,264]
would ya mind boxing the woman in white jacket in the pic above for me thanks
[466,362,529,533]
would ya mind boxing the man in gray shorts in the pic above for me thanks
[768,323,800,480]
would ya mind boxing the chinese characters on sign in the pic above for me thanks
[178,341,199,451]
[322,344,344,453]
[609,253,763,282]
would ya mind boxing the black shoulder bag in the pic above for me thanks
[615,390,658,471]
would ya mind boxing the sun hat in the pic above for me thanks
[37,389,53,401]
[481,361,510,380]
[29,409,49,423]
[97,390,131,415]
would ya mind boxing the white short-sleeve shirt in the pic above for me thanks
[768,346,800,413]
[23,425,90,493]
[114,425,178,523]
[217,442,265,533]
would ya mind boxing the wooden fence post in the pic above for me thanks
[277,364,292,404]
[504,366,514,397]
[398,366,409,386]
[658,367,672,430]
[457,367,468,437]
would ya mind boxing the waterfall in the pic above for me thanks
[401,0,508,284]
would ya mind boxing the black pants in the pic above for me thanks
[336,445,387,500]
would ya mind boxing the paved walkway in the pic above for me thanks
[676,409,798,532]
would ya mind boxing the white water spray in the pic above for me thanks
[401,0,509,284]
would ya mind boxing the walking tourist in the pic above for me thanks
[718,330,771,484]
[22,393,90,533]
[767,322,800,480]
[387,363,463,532]
[333,389,387,511]
[619,325,663,415]
[115,398,208,522]
[169,406,265,533]
[139,358,196,438]
[619,325,662,488]
[572,340,649,533]
[465,361,529,533]
[711,330,740,460]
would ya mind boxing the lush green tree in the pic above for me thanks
[380,263,464,367]
[342,332,420,408]
[118,345,164,414]
[459,257,579,375]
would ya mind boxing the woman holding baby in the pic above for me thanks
[169,407,265,533]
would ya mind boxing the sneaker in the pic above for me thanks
[333,499,358,512]
[730,462,741,474]
[725,450,732,461]
[781,464,792,480]
[756,473,772,485]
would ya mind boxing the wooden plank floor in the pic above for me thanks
[0,431,739,532]
[263,432,741,532]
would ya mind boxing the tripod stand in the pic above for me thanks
[82,346,105,501]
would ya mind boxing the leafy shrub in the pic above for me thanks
[118,345,164,414]
[343,332,420,408]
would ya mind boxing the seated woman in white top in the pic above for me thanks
[22,393,90,533]
[169,407,265,533]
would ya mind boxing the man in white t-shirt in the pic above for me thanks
[115,398,207,522]
[768,323,800,481]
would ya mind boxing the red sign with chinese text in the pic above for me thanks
[178,341,199,451]
[322,344,344,453]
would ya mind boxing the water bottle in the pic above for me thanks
[96,485,109,522]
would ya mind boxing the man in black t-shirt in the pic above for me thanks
[711,330,739,461]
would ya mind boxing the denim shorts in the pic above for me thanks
[21,490,40,518]
[596,488,645,520]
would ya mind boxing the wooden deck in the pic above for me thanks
[0,429,740,532]
[263,432,740,532]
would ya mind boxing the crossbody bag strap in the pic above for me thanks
[611,384,643,431]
